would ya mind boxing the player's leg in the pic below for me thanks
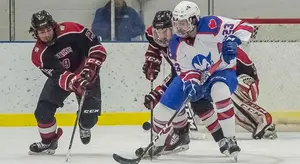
[76,77,101,144]
[29,78,71,154]
[137,76,189,157]
[208,69,240,155]
[191,98,230,154]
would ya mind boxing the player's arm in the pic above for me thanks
[142,26,164,81]
[31,53,89,96]
[219,17,254,64]
[76,23,107,82]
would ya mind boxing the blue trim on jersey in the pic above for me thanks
[168,34,182,60]
[197,16,222,36]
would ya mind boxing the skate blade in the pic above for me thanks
[141,145,189,159]
[161,145,189,156]
[28,149,55,155]
[230,151,239,163]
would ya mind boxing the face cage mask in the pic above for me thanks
[152,27,173,47]
[172,19,195,38]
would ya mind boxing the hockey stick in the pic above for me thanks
[149,80,154,160]
[65,90,87,162]
[113,96,191,164]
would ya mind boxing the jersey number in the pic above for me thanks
[222,24,234,36]
[85,30,95,41]
[61,58,71,69]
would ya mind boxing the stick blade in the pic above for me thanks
[112,153,140,164]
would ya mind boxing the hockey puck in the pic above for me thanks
[142,121,151,131]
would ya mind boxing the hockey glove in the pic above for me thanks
[144,85,167,110]
[222,35,242,64]
[80,58,102,83]
[68,74,91,96]
[142,51,162,80]
[181,71,205,102]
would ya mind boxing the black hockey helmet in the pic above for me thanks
[29,10,59,44]
[30,10,56,31]
[152,10,172,29]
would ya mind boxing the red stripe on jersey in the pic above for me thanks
[233,22,254,34]
[59,71,74,91]
[180,70,201,82]
[88,44,107,62]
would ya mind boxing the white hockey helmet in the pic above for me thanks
[172,1,201,38]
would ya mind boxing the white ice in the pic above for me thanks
[1,126,299,164]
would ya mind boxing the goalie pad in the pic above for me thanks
[236,74,259,102]
[232,92,273,139]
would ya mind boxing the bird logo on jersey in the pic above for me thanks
[192,53,212,71]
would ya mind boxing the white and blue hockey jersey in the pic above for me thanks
[168,16,253,79]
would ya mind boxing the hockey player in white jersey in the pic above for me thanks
[168,1,249,158]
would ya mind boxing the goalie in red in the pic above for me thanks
[142,10,277,145]
[28,10,106,155]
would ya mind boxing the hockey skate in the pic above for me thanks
[135,124,190,158]
[218,138,229,156]
[79,123,91,145]
[227,137,241,162]
[218,137,241,162]
[28,128,63,155]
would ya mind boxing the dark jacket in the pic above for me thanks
[92,1,145,41]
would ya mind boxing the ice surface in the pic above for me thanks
[0,126,299,164]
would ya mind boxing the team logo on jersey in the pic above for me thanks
[192,53,212,71]
[60,25,65,31]
[208,19,217,29]
[34,47,39,52]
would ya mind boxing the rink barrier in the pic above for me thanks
[0,42,299,128]
[0,111,299,126]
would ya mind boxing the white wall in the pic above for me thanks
[0,42,300,114]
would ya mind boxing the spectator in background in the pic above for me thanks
[92,0,145,41]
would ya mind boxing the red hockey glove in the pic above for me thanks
[80,58,102,83]
[68,74,91,96]
[142,51,162,80]
[144,85,167,110]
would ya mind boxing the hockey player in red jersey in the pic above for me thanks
[142,10,276,157]
[28,10,106,155]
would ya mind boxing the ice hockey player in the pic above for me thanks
[168,0,247,158]
[28,10,106,155]
[141,10,191,157]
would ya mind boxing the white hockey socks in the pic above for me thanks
[211,82,236,137]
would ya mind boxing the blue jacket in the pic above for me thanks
[92,1,145,41]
